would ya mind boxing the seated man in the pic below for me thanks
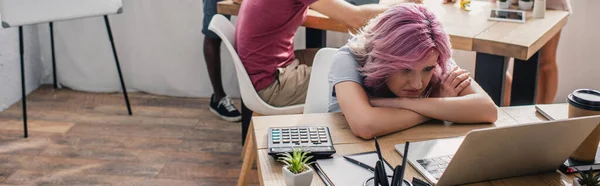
[235,0,389,107]
[328,4,498,139]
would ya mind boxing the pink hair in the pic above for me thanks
[348,3,452,90]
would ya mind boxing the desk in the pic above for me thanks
[217,0,569,107]
[240,104,579,185]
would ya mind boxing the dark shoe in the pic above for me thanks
[209,95,242,122]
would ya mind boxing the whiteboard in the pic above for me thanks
[0,0,123,28]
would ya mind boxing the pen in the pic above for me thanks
[398,141,410,186]
[343,156,375,172]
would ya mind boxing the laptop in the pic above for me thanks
[345,0,379,6]
[395,115,600,186]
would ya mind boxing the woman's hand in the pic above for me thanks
[438,66,471,97]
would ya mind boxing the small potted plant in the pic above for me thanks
[573,167,600,186]
[518,0,533,10]
[278,148,314,186]
[497,0,511,9]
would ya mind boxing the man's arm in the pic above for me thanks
[309,0,389,29]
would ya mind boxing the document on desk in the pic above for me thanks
[535,103,568,120]
[315,152,394,186]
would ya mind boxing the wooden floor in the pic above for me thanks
[0,85,259,186]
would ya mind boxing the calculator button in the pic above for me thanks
[272,137,280,140]
[317,127,325,130]
[301,139,309,143]
[320,138,328,142]
[292,139,299,143]
[300,136,308,139]
[283,140,290,143]
[273,141,280,144]
[272,128,280,131]
[291,136,299,139]
[282,128,289,131]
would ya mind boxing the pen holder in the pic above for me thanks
[363,176,412,186]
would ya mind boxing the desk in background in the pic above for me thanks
[217,0,569,107]
[239,104,578,185]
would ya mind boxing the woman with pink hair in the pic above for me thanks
[328,3,497,139]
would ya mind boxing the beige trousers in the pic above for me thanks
[257,49,318,107]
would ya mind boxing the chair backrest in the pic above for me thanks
[303,48,338,114]
[0,0,123,28]
[208,14,303,115]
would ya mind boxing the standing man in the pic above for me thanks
[202,0,242,121]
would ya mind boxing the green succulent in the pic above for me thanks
[575,167,600,186]
[278,148,314,174]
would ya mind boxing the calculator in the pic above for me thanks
[267,126,336,159]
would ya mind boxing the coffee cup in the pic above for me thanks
[568,89,600,162]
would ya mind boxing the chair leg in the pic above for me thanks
[241,100,253,145]
[19,26,28,138]
[49,22,57,89]
[103,15,132,116]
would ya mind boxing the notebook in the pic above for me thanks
[535,103,568,120]
[314,151,394,186]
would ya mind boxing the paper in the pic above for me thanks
[316,152,394,186]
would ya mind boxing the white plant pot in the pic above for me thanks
[282,165,313,186]
[497,1,511,9]
[519,0,533,10]
[573,178,582,186]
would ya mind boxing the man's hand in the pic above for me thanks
[406,0,424,4]
[233,0,243,5]
[437,66,471,97]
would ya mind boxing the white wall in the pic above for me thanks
[31,0,349,100]
[0,25,44,111]
[0,0,599,110]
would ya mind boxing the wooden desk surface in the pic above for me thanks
[216,0,568,60]
[251,105,579,185]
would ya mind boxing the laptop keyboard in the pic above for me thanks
[416,155,453,179]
